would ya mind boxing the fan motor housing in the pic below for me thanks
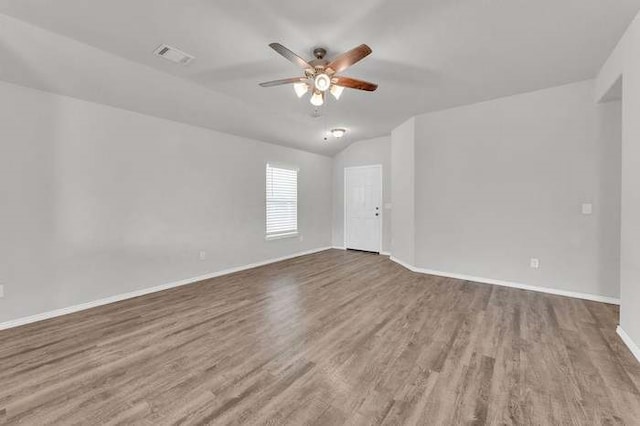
[309,47,329,70]
[313,47,327,60]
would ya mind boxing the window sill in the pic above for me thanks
[265,232,299,241]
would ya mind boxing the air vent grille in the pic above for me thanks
[153,44,194,65]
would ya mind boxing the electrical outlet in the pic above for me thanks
[199,251,207,261]
[0,284,4,298]
[582,203,593,215]
[530,258,540,269]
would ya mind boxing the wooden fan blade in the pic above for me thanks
[326,44,372,74]
[269,43,313,71]
[332,76,378,91]
[259,77,306,87]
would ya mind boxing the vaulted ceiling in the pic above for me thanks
[0,0,638,155]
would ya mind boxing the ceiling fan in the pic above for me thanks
[259,43,378,106]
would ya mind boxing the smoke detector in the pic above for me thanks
[153,44,195,65]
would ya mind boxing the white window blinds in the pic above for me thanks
[266,164,298,238]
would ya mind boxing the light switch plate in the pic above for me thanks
[582,203,593,215]
[530,258,540,269]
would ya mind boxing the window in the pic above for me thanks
[266,163,298,239]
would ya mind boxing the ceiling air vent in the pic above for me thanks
[153,44,194,65]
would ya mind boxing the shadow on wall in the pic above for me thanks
[0,43,61,316]
[595,99,622,298]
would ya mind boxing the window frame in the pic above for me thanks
[265,162,299,241]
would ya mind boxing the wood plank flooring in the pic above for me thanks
[1,249,639,425]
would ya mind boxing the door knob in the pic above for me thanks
[375,213,379,216]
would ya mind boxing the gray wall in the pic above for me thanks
[390,118,416,265]
[619,16,640,355]
[412,80,621,298]
[597,11,640,353]
[0,80,332,323]
[332,136,391,252]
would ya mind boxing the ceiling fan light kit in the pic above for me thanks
[310,91,324,107]
[330,84,344,100]
[259,42,378,108]
[314,73,331,92]
[293,82,309,98]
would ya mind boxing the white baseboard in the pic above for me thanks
[617,326,640,363]
[389,256,620,305]
[389,256,415,272]
[332,246,346,250]
[0,247,332,331]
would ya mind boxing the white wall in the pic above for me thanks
[390,119,416,265]
[411,80,621,299]
[597,11,640,356]
[0,80,332,324]
[332,136,391,252]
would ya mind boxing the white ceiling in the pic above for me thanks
[0,0,638,156]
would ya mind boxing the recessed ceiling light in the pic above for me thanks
[331,128,346,138]
[153,44,195,65]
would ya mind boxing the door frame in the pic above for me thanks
[344,164,383,253]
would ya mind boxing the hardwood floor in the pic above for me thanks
[1,249,639,425]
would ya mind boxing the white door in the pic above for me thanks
[345,165,382,253]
